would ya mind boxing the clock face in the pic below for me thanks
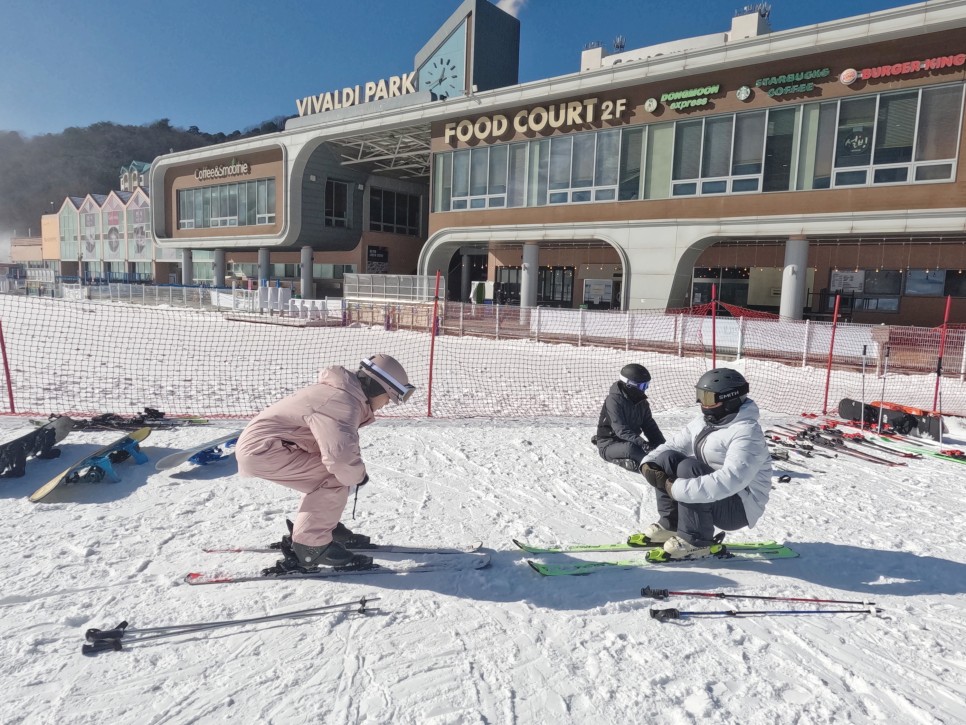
[424,57,462,100]
[417,22,466,101]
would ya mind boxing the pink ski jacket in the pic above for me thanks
[235,366,374,488]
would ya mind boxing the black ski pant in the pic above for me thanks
[650,449,748,547]
[598,440,649,470]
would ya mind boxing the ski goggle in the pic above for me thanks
[361,358,416,403]
[696,389,720,407]
[619,375,649,392]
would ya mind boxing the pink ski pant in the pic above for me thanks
[238,439,349,547]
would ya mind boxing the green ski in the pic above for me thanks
[513,536,782,555]
[527,545,799,576]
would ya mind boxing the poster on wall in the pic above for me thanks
[367,245,389,273]
[130,207,150,260]
[82,213,97,260]
[829,270,865,294]
[582,278,613,305]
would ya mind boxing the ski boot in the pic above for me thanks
[627,523,675,547]
[270,538,373,574]
[332,521,373,549]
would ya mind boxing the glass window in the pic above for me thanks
[488,144,508,195]
[571,133,595,188]
[618,127,644,200]
[324,179,348,227]
[905,269,946,296]
[549,137,573,191]
[528,139,549,206]
[945,270,966,297]
[797,102,837,190]
[673,120,703,180]
[507,143,528,207]
[644,122,673,199]
[732,111,765,175]
[595,129,620,187]
[864,269,902,294]
[470,147,488,196]
[763,108,798,192]
[917,85,963,161]
[874,91,917,165]
[452,150,470,198]
[702,115,733,179]
[835,97,876,168]
[370,189,383,230]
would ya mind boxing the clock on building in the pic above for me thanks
[417,22,467,100]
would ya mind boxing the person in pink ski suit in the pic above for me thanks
[235,354,414,569]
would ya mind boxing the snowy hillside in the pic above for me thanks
[1,314,965,723]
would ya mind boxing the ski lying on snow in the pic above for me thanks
[528,546,798,576]
[186,554,491,585]
[513,538,782,554]
[202,541,484,555]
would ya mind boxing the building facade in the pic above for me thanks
[149,0,966,324]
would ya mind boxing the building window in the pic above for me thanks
[432,82,964,211]
[325,180,350,227]
[178,179,275,230]
[370,189,420,235]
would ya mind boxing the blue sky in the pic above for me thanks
[0,0,910,136]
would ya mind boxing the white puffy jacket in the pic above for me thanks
[642,399,772,527]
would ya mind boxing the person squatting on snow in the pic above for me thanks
[235,354,415,570]
[594,363,666,471]
[637,368,772,560]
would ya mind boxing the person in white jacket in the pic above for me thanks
[637,368,772,560]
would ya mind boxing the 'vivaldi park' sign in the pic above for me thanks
[296,72,417,117]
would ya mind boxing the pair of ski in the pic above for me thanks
[517,535,798,576]
[189,540,490,584]
[189,534,798,584]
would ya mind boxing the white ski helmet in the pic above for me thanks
[359,354,415,404]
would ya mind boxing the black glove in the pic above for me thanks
[641,463,675,498]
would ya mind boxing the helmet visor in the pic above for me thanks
[696,388,719,406]
[361,358,416,404]
[619,375,649,392]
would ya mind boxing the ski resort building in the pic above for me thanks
[148,0,966,325]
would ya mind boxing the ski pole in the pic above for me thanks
[650,607,882,622]
[641,586,876,606]
[877,346,890,434]
[82,595,379,655]
[861,344,867,428]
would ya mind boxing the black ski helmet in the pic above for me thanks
[696,368,749,422]
[619,363,651,402]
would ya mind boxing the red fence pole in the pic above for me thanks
[426,271,442,418]
[933,294,952,412]
[821,294,841,415]
[0,320,15,413]
[711,283,717,368]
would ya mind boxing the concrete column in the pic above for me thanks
[258,248,271,285]
[780,236,809,320]
[180,248,193,286]
[213,249,226,288]
[300,245,314,299]
[520,242,539,308]
[461,253,472,302]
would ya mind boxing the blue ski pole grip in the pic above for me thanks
[82,638,123,655]
[86,621,129,642]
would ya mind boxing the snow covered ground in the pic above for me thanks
[1,312,965,724]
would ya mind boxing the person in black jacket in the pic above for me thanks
[594,364,665,471]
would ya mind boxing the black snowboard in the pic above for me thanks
[837,399,943,440]
[0,416,75,478]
